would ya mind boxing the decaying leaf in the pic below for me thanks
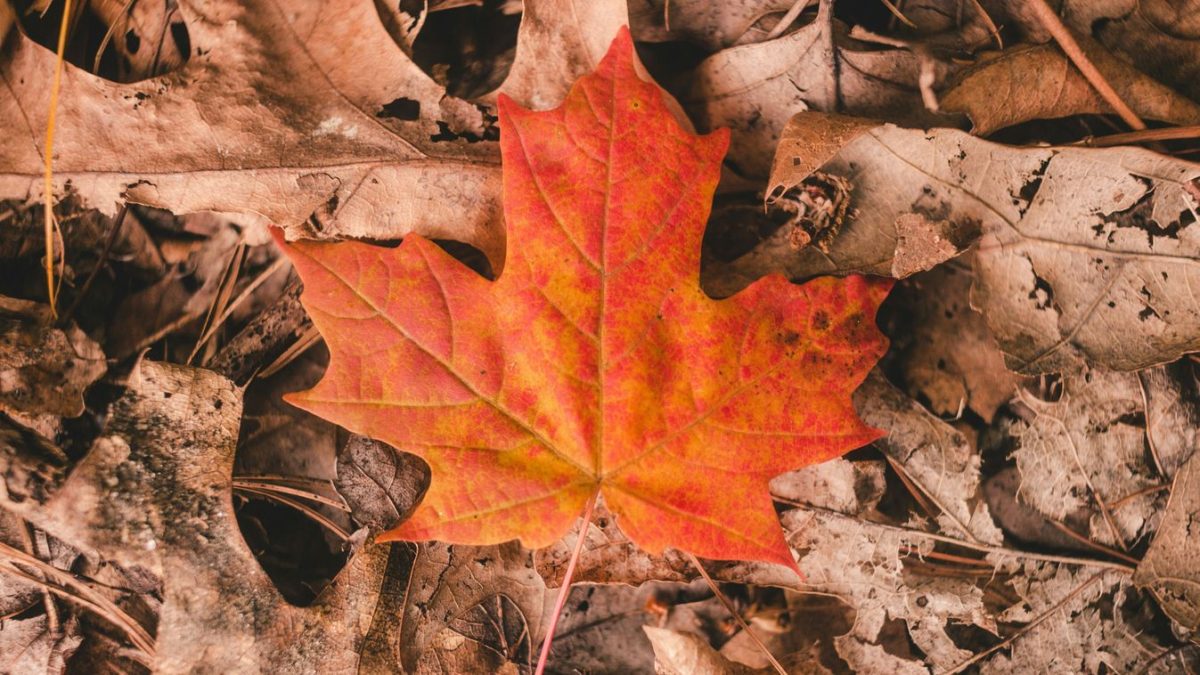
[855,371,1004,545]
[1010,365,1194,547]
[1135,450,1200,632]
[712,113,1200,374]
[276,29,891,568]
[0,295,106,418]
[629,0,797,50]
[942,40,1200,135]
[644,625,765,674]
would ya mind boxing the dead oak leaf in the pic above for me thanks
[276,28,891,568]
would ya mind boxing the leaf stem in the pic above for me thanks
[534,491,597,675]
[687,551,788,675]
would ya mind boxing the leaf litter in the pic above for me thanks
[0,0,1199,672]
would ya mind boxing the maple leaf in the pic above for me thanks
[274,27,891,568]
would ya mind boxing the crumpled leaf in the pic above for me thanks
[335,434,429,533]
[276,28,891,568]
[629,0,797,50]
[713,113,1200,373]
[1135,449,1200,631]
[0,614,81,675]
[942,40,1200,135]
[0,295,106,417]
[682,9,957,180]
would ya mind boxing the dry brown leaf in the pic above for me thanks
[683,13,957,180]
[0,613,81,675]
[87,0,188,81]
[629,0,797,50]
[711,115,1200,373]
[888,258,1022,422]
[334,434,429,534]
[0,295,106,417]
[942,40,1200,135]
[1010,366,1192,547]
[0,0,505,262]
[855,371,1004,544]
[1135,450,1200,631]
[644,626,765,674]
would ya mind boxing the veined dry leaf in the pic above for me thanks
[0,0,505,261]
[1135,450,1200,631]
[855,371,1004,545]
[644,626,765,675]
[683,12,957,180]
[1010,366,1187,547]
[715,113,1200,373]
[0,295,106,417]
[942,40,1200,135]
[276,29,891,568]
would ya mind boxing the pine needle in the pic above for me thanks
[43,0,75,316]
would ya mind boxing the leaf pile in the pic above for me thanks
[0,0,1199,673]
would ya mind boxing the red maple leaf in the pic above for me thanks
[274,27,891,570]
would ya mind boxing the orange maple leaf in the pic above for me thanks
[273,28,890,569]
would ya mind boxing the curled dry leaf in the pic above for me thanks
[643,626,766,675]
[942,40,1200,135]
[683,12,957,180]
[0,295,106,418]
[0,0,504,262]
[1135,450,1200,631]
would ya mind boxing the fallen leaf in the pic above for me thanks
[0,614,81,675]
[276,28,891,568]
[942,40,1200,135]
[644,626,764,674]
[629,0,797,50]
[335,434,429,533]
[855,371,1004,545]
[1010,366,1182,547]
[1135,449,1200,631]
[885,258,1021,422]
[0,295,106,417]
[714,114,1200,373]
[0,0,504,261]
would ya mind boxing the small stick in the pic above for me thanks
[534,493,597,675]
[764,0,816,41]
[1082,124,1200,147]
[686,552,788,675]
[1046,521,1140,567]
[1027,0,1145,130]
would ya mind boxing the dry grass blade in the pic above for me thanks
[686,551,788,675]
[43,0,76,316]
[233,485,352,540]
[1082,124,1200,148]
[256,325,322,380]
[231,478,350,511]
[189,255,291,366]
[189,242,248,365]
[764,0,816,41]
[0,540,156,656]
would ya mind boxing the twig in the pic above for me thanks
[0,541,155,656]
[687,552,787,675]
[774,498,1138,574]
[880,452,980,544]
[877,0,917,28]
[233,485,351,541]
[965,0,1002,49]
[1081,124,1200,148]
[43,0,76,316]
[256,325,322,380]
[535,493,597,675]
[1046,521,1140,566]
[60,204,127,326]
[1026,0,1145,130]
[1110,483,1170,511]
[945,571,1107,673]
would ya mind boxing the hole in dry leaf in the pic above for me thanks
[13,0,191,83]
[383,0,520,100]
